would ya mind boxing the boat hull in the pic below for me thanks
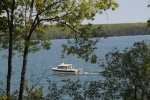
[52,68,78,74]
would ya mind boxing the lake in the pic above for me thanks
[0,35,150,93]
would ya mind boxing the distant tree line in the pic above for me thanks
[38,23,150,39]
[102,23,150,36]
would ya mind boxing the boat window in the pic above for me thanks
[58,66,67,69]
[57,64,73,70]
[58,66,65,69]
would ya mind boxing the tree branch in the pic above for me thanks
[37,0,61,16]
[39,16,61,22]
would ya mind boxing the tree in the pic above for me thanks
[147,4,150,27]
[147,19,150,28]
[0,1,16,99]
[46,79,103,100]
[0,0,119,99]
[100,40,150,99]
[16,1,118,99]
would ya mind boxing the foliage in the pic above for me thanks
[46,80,62,100]
[0,79,103,100]
[62,24,106,63]
[0,0,119,99]
[45,79,103,100]
[25,86,43,100]
[148,4,150,28]
[102,23,150,36]
[147,20,150,28]
[0,81,5,99]
[0,38,150,100]
[100,40,150,100]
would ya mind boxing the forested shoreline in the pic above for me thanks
[38,23,150,40]
[102,23,150,36]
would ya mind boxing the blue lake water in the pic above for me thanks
[0,35,150,93]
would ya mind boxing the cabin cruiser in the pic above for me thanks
[51,63,83,74]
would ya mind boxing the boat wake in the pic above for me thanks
[78,71,99,75]
[77,68,99,75]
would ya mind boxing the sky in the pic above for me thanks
[82,0,150,24]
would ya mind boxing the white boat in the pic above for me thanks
[51,63,82,74]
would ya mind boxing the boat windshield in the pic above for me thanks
[57,64,73,70]
[58,66,67,69]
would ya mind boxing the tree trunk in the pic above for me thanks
[134,85,137,99]
[6,0,15,98]
[18,1,38,99]
[2,0,16,99]
[7,31,12,99]
[141,89,144,100]
[18,44,29,100]
[7,14,12,99]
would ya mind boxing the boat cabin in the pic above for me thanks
[57,63,74,70]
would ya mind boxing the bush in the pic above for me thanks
[100,40,150,100]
